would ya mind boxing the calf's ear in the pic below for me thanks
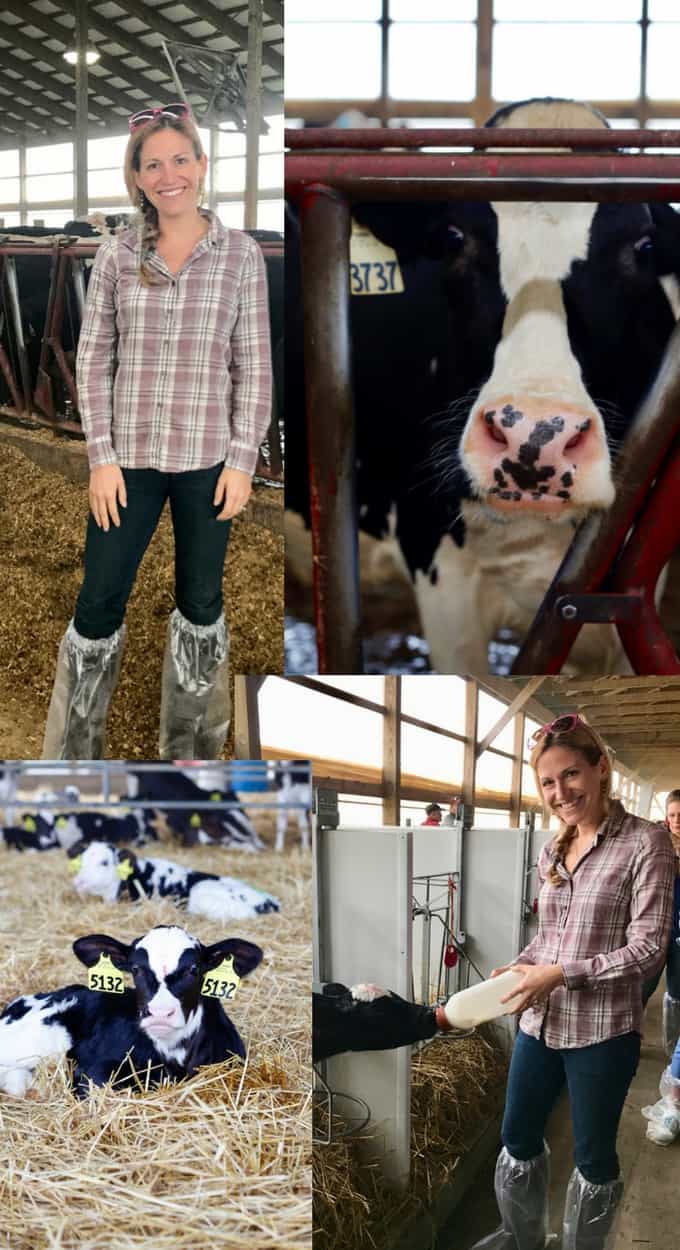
[67,839,86,860]
[73,934,132,971]
[204,939,263,978]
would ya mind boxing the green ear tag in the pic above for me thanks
[190,813,201,828]
[210,792,221,801]
[117,858,134,880]
[56,817,67,830]
[68,855,82,875]
[22,817,37,833]
[88,954,125,994]
[201,955,241,1001]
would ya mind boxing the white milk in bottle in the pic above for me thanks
[443,969,524,1029]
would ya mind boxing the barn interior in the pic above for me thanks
[238,675,680,1250]
[0,0,284,757]
[284,0,680,677]
[0,758,310,1249]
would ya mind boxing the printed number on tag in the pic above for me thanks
[88,954,125,994]
[349,222,404,296]
[201,955,241,1001]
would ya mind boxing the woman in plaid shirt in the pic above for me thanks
[41,104,271,759]
[471,715,674,1250]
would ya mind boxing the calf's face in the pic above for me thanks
[73,926,263,1048]
[69,841,131,899]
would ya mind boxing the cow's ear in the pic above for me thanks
[648,204,680,277]
[73,934,131,971]
[203,939,263,978]
[67,839,86,860]
[352,202,449,261]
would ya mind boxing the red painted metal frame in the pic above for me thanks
[286,127,680,674]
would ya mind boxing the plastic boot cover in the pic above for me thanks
[159,609,230,759]
[662,993,680,1056]
[42,621,125,760]
[642,1065,680,1145]
[468,1144,551,1250]
[561,1169,623,1250]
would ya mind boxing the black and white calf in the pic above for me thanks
[126,770,264,850]
[1,816,59,852]
[54,810,156,850]
[0,926,262,1098]
[273,763,311,852]
[69,841,280,922]
[313,982,450,1063]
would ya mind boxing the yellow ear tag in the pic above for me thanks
[210,792,221,801]
[88,954,125,994]
[190,813,201,828]
[23,817,37,833]
[201,955,241,1002]
[68,855,82,875]
[117,858,134,881]
[56,817,67,830]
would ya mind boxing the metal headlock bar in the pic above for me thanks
[285,127,680,674]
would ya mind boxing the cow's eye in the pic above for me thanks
[633,235,654,260]
[447,225,465,251]
[188,963,199,976]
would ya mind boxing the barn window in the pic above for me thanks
[259,676,384,767]
[647,21,680,98]
[388,22,477,102]
[492,23,641,101]
[285,1,382,100]
[402,675,467,734]
[401,723,464,787]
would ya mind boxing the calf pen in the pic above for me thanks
[312,812,549,1250]
[0,761,311,1250]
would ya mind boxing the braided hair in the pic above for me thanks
[529,718,613,887]
[123,114,206,287]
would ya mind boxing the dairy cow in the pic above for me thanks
[313,982,451,1063]
[288,99,680,673]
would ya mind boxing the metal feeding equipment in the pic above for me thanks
[160,37,269,133]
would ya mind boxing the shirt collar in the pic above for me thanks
[548,797,627,874]
[118,208,228,254]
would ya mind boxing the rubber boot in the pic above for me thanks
[41,620,125,760]
[469,1144,551,1249]
[642,1065,680,1145]
[662,992,680,1056]
[561,1169,623,1250]
[158,608,230,760]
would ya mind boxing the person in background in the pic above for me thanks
[421,802,442,826]
[470,714,674,1250]
[442,796,461,826]
[641,789,680,1145]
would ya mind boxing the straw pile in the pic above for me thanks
[0,832,311,1249]
[0,438,283,758]
[313,1032,507,1250]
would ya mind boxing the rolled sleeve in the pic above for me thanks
[76,240,119,469]
[224,237,273,476]
[561,826,675,990]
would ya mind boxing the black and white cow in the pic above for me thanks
[68,841,280,921]
[1,814,59,852]
[313,982,451,1063]
[273,763,311,852]
[0,926,262,1098]
[54,810,156,850]
[126,770,264,851]
[288,98,680,673]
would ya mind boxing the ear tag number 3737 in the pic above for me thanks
[201,955,240,1001]
[88,953,125,994]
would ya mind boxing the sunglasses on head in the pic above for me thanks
[128,103,190,133]
[527,713,584,752]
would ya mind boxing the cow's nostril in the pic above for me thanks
[483,413,508,447]
[565,427,588,451]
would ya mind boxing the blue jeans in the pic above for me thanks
[502,1028,640,1184]
[74,464,231,639]
[641,936,680,1005]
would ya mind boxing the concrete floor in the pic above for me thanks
[440,986,680,1250]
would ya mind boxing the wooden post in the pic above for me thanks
[382,677,401,825]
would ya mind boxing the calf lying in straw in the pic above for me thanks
[68,841,281,922]
[0,925,262,1098]
[126,769,264,849]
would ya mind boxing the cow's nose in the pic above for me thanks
[148,1005,177,1021]
[473,401,596,510]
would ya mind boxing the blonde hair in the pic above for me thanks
[530,717,613,886]
[123,114,206,286]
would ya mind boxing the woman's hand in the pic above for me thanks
[491,962,565,1015]
[213,467,252,521]
[89,464,127,532]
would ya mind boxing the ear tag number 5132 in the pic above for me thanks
[88,953,125,994]
[201,955,241,1001]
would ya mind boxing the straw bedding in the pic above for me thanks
[0,816,311,1249]
[0,439,283,759]
[313,1032,507,1250]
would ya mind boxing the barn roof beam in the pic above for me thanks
[0,2,160,116]
[475,676,545,758]
[166,0,283,77]
[0,83,74,134]
[0,47,109,126]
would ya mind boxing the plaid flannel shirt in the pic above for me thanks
[76,210,272,475]
[515,800,674,1048]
